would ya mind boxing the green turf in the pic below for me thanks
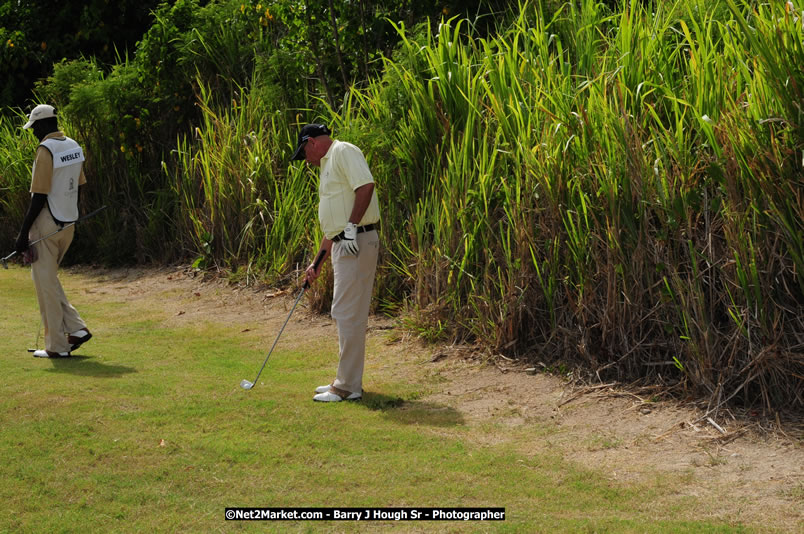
[0,266,759,533]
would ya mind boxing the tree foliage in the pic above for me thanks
[2,0,517,112]
[0,0,162,110]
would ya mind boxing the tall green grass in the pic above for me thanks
[0,112,36,229]
[331,0,803,410]
[168,78,320,278]
[1,0,801,411]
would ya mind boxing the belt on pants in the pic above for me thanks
[331,224,377,242]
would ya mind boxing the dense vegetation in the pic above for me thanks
[1,0,802,412]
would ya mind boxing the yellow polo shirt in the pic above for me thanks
[318,140,380,239]
[30,131,87,194]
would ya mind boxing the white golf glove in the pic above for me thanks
[341,222,359,255]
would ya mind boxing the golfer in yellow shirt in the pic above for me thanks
[291,124,380,402]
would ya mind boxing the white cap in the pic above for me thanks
[23,104,57,129]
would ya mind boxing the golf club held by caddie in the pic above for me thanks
[2,205,108,269]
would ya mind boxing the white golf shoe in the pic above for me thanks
[313,389,362,402]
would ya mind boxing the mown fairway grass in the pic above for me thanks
[1,266,754,533]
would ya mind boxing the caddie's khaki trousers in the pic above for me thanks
[29,209,86,353]
[331,230,379,394]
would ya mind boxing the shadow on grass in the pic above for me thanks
[361,391,464,427]
[44,355,137,377]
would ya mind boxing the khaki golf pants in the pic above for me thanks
[331,230,379,394]
[29,209,86,353]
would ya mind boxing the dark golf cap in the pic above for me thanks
[291,124,331,161]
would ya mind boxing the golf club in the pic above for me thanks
[27,318,42,353]
[2,205,108,269]
[240,249,326,390]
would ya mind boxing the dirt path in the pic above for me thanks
[71,265,803,531]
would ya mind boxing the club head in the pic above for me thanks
[1,258,7,269]
[240,379,254,390]
[27,349,36,353]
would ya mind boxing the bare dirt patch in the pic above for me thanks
[423,355,802,530]
[70,265,804,531]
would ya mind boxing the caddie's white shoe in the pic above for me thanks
[33,349,70,358]
[313,389,362,402]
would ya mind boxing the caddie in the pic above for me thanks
[14,104,92,358]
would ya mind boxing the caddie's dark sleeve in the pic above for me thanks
[15,193,48,253]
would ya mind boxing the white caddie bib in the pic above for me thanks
[40,137,84,223]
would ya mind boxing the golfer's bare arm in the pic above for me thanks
[348,183,374,225]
